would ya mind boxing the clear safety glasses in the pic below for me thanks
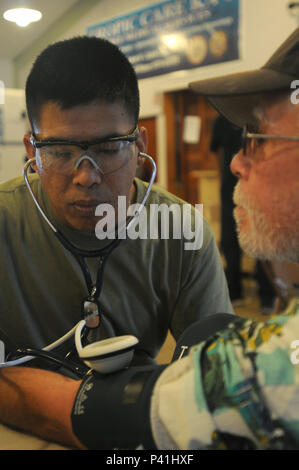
[30,127,140,175]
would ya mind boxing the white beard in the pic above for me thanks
[233,183,299,263]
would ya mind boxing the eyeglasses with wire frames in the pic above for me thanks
[29,127,140,175]
[242,125,299,156]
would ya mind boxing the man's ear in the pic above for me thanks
[136,126,148,166]
[23,134,38,173]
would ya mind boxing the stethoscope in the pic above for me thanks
[0,152,156,378]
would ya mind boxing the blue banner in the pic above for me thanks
[87,0,240,80]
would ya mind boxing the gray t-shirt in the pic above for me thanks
[0,175,233,365]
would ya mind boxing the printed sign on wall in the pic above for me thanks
[87,0,240,80]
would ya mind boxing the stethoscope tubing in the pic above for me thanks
[22,152,156,249]
[0,320,82,368]
[0,153,156,370]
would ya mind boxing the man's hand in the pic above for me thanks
[0,367,85,449]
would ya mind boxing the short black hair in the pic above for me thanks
[26,36,140,128]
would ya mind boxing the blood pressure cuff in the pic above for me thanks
[71,364,167,449]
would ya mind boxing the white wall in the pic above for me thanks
[0,59,14,89]
[16,0,298,187]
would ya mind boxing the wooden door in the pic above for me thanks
[164,89,219,203]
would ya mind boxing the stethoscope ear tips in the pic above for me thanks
[75,321,139,374]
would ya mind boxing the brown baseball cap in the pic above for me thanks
[189,28,299,128]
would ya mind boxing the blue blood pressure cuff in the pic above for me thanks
[71,364,167,449]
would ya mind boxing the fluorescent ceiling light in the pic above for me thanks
[3,8,42,27]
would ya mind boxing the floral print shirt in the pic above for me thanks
[151,299,299,450]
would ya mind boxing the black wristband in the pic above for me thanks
[71,364,167,450]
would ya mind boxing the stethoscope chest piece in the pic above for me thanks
[75,320,139,374]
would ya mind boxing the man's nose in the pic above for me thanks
[72,156,102,187]
[230,149,251,180]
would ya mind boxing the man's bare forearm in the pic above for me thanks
[0,367,85,449]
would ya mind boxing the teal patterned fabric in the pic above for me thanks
[193,299,299,449]
[151,299,299,450]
